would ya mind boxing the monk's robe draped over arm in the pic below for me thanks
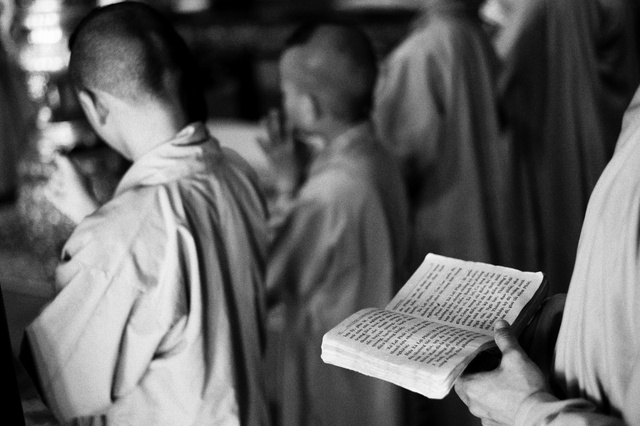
[25,123,270,425]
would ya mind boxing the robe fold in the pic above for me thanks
[514,85,640,426]
[495,0,640,294]
[373,2,533,424]
[373,0,531,274]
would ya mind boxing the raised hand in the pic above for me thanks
[44,153,100,224]
[257,108,311,199]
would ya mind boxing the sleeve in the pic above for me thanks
[24,260,137,420]
[266,195,341,304]
[24,248,172,421]
[515,393,624,426]
[373,35,444,182]
[514,357,640,425]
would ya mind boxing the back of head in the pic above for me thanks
[281,22,378,123]
[69,1,207,122]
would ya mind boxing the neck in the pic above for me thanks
[117,101,189,161]
[307,118,359,148]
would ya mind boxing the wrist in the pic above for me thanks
[515,390,558,426]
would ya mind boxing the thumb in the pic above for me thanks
[493,320,521,355]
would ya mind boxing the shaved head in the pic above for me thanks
[69,1,206,121]
[281,22,378,123]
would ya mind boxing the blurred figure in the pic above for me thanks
[456,83,640,426]
[494,0,640,294]
[373,0,530,274]
[22,3,270,424]
[373,0,531,424]
[264,22,409,426]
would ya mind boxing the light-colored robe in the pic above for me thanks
[514,85,640,426]
[25,123,271,425]
[373,0,531,274]
[267,123,409,426]
[495,0,640,294]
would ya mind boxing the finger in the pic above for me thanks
[47,167,66,191]
[493,320,521,355]
[50,155,76,182]
[266,109,284,144]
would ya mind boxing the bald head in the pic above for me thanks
[281,22,378,123]
[69,1,206,121]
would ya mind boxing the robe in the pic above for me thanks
[373,0,531,274]
[495,0,640,294]
[373,2,532,424]
[267,122,409,426]
[514,85,640,426]
[24,123,271,425]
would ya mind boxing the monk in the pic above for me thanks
[455,84,640,426]
[22,3,270,424]
[494,0,640,294]
[265,22,409,426]
[373,0,530,424]
[373,0,531,274]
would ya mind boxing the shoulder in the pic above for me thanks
[62,185,175,284]
[299,162,380,219]
[394,18,470,55]
[385,20,479,81]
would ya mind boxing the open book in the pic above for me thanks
[321,253,548,399]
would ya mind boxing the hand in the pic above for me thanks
[455,320,551,425]
[43,153,100,224]
[257,109,309,197]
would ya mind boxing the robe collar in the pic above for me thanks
[114,122,221,196]
[309,121,373,177]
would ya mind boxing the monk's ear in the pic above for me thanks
[77,89,109,129]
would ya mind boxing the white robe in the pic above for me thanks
[515,87,640,424]
[25,123,271,425]
[267,123,408,426]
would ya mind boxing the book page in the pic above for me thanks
[327,308,492,373]
[387,254,544,334]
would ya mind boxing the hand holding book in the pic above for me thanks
[321,253,548,399]
[454,320,551,425]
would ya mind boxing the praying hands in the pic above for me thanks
[44,153,99,224]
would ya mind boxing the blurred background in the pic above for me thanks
[0,0,421,295]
